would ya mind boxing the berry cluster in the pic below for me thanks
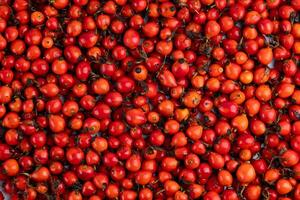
[0,0,299,199]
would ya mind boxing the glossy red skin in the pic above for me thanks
[218,101,239,118]
[0,0,300,199]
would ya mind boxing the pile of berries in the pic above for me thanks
[0,0,300,199]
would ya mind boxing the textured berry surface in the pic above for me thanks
[0,0,299,199]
